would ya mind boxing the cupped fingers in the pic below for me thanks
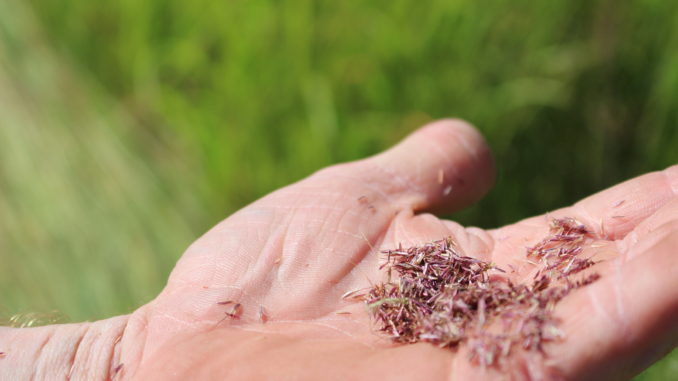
[549,198,678,380]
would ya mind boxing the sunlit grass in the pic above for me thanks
[0,0,199,320]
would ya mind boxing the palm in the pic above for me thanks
[123,121,678,380]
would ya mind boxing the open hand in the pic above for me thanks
[2,120,676,380]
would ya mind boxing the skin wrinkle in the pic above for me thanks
[139,317,192,368]
[32,329,54,381]
[250,209,294,286]
[623,218,678,265]
[320,226,373,288]
[237,213,293,297]
[613,260,630,339]
[278,215,312,289]
[586,276,622,332]
[257,203,366,217]
[276,320,369,345]
[238,312,374,343]
[312,171,394,204]
[270,189,362,202]
[466,227,495,259]
[433,214,452,235]
[342,227,388,289]
[572,204,602,238]
[86,327,105,379]
[440,220,493,260]
[66,325,89,380]
[616,232,634,263]
[395,212,417,245]
[109,320,128,381]
[121,310,149,375]
[335,227,370,240]
[369,161,426,199]
[320,243,374,313]
[156,312,198,330]
[271,195,372,217]
[320,315,363,326]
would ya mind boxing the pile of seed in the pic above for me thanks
[360,218,600,367]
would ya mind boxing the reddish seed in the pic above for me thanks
[217,300,234,306]
[361,218,601,368]
[226,303,243,319]
[0,352,6,358]
[214,303,244,326]
[342,289,367,300]
[259,306,268,323]
[113,363,123,374]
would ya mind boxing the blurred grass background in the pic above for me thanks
[0,0,676,377]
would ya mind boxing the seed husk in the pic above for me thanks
[361,218,600,367]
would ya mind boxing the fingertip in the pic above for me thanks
[566,164,678,240]
[662,164,678,194]
[377,118,496,214]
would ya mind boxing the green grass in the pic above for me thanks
[1,0,677,378]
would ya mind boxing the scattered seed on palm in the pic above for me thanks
[360,217,600,367]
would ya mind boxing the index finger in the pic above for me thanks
[491,165,678,242]
[569,164,678,239]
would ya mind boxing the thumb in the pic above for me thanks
[315,118,495,215]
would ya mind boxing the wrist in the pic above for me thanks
[0,315,129,380]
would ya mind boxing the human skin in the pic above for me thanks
[0,119,677,380]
